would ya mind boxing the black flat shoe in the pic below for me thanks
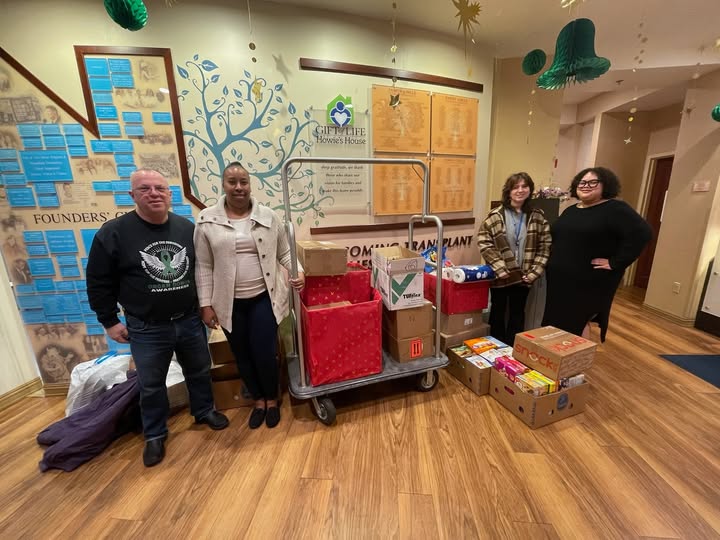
[143,438,165,467]
[196,410,230,430]
[248,407,266,429]
[265,406,280,428]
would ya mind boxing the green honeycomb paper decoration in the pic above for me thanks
[537,18,610,90]
[712,104,720,122]
[104,0,148,31]
[522,49,547,76]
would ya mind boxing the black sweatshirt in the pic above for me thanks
[86,211,198,327]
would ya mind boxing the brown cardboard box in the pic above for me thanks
[383,301,433,339]
[489,368,589,429]
[297,240,347,276]
[212,378,254,410]
[435,308,486,335]
[512,326,596,380]
[445,346,491,396]
[439,324,490,350]
[208,328,234,365]
[307,301,351,311]
[383,331,434,362]
[211,362,239,381]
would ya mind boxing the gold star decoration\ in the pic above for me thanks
[453,0,482,46]
[624,137,632,144]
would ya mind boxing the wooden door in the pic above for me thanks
[634,156,673,288]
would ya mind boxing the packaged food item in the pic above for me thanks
[467,355,494,369]
[558,373,585,389]
[420,245,452,273]
[479,346,514,364]
[449,344,474,358]
[464,337,497,354]
[452,264,495,283]
[514,373,549,396]
[493,355,529,381]
[525,370,557,393]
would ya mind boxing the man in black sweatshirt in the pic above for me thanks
[86,168,229,467]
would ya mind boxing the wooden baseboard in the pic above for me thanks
[0,377,43,412]
[641,303,696,327]
[42,383,70,397]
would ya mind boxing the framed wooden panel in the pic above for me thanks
[372,156,429,216]
[371,85,430,154]
[430,93,478,156]
[430,157,475,213]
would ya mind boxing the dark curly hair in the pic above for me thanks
[569,167,621,199]
[501,172,535,213]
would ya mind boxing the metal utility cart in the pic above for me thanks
[281,156,449,425]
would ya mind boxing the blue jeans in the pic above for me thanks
[126,312,214,440]
[222,292,279,401]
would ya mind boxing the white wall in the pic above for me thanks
[0,256,38,395]
[575,121,596,172]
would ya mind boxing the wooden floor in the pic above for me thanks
[1,289,720,539]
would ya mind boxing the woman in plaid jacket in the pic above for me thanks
[477,172,551,345]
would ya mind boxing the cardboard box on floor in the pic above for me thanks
[435,308,486,335]
[489,368,589,428]
[445,346,491,396]
[211,362,239,381]
[296,240,348,276]
[212,378,254,409]
[383,331,434,362]
[439,323,490,350]
[371,246,425,311]
[512,326,596,380]
[383,301,433,339]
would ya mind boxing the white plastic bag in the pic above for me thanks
[66,353,190,416]
[65,352,132,416]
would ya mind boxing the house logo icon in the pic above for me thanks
[327,95,353,127]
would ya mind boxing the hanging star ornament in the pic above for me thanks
[624,137,632,144]
[453,0,482,51]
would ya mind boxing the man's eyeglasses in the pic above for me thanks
[134,186,169,194]
[577,180,600,188]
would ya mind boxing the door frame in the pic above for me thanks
[624,151,674,287]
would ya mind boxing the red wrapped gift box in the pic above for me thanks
[302,263,370,307]
[301,266,382,386]
[424,272,490,315]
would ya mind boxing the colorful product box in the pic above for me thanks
[463,337,497,354]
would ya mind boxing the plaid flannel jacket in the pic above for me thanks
[477,205,551,287]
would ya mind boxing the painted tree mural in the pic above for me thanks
[176,55,332,225]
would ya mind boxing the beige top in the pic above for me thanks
[194,195,303,332]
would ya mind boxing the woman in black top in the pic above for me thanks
[543,167,652,341]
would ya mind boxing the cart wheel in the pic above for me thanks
[417,370,439,392]
[314,397,336,425]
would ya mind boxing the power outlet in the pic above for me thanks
[672,282,681,294]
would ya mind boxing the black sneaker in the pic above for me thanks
[143,438,165,467]
[248,407,266,429]
[265,406,281,428]
[196,410,230,430]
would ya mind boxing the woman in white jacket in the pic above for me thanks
[194,162,304,429]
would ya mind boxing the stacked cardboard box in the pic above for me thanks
[382,301,434,362]
[489,326,595,428]
[296,240,348,276]
[371,247,425,311]
[207,328,254,409]
[371,247,435,362]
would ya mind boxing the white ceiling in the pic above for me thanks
[268,0,720,107]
